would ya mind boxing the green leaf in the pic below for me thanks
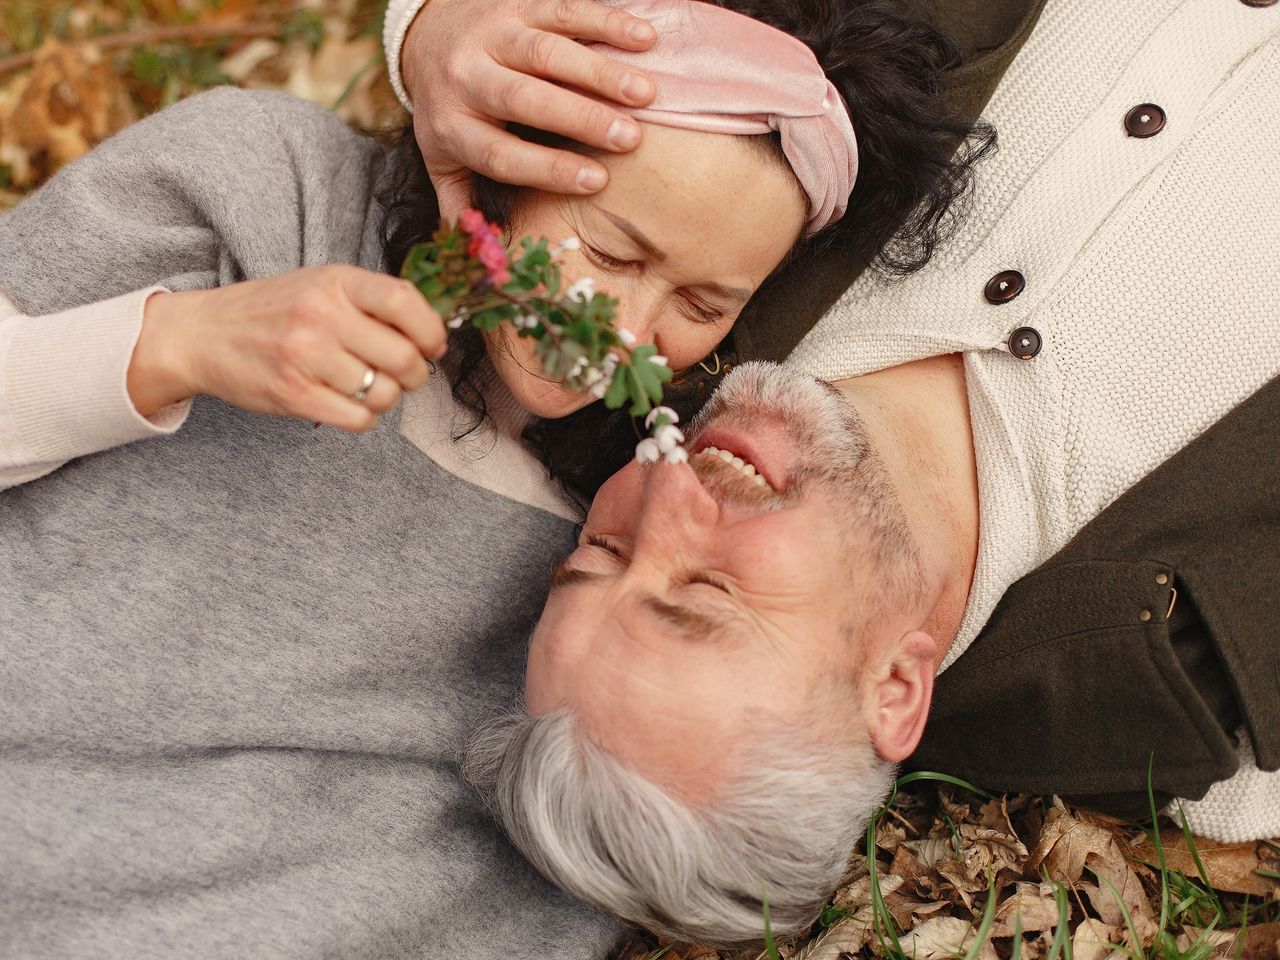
[603,368,630,410]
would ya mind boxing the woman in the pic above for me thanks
[0,1,988,957]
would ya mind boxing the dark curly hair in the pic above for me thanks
[380,0,996,502]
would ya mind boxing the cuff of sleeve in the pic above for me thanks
[2,286,192,466]
[384,0,431,113]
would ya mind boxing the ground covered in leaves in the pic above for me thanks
[3,7,1278,960]
[0,0,406,209]
[615,782,1280,960]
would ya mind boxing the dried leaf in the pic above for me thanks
[1028,799,1127,886]
[1071,918,1127,960]
[908,836,957,870]
[218,37,282,82]
[990,882,1062,937]
[977,796,1020,838]
[876,820,909,855]
[1133,831,1280,897]
[1234,922,1280,960]
[794,906,877,960]
[884,916,998,960]
[831,873,903,910]
[883,892,949,931]
[0,39,134,188]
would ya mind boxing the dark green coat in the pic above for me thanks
[908,375,1280,814]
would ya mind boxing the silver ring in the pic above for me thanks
[352,367,376,401]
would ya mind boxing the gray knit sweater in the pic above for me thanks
[0,88,622,959]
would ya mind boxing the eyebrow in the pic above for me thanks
[549,560,605,591]
[640,595,728,644]
[548,561,732,644]
[594,206,668,263]
[700,281,752,304]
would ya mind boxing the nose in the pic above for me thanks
[614,286,665,349]
[631,461,720,557]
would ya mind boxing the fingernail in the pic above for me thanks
[607,118,640,150]
[576,165,607,191]
[628,19,656,42]
[621,72,652,103]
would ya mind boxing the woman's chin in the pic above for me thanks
[486,334,594,419]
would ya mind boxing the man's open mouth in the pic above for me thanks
[694,445,770,488]
[688,427,787,493]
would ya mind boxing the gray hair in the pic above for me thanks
[463,707,895,946]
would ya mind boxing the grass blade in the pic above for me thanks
[960,873,1000,960]
[761,882,782,960]
[1146,754,1171,938]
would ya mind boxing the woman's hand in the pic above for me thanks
[128,266,447,431]
[400,0,659,220]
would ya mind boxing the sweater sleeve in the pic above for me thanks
[0,86,385,488]
[384,0,430,112]
[0,286,191,491]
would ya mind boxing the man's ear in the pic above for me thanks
[865,630,936,762]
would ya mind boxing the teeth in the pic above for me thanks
[697,445,771,489]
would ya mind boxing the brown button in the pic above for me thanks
[1125,104,1166,138]
[1140,609,1153,623]
[985,270,1025,304]
[1008,327,1042,360]
[1155,573,1169,586]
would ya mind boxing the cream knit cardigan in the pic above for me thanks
[786,0,1280,840]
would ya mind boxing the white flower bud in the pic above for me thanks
[617,327,638,347]
[645,405,680,429]
[649,354,669,369]
[663,446,689,465]
[551,236,582,256]
[589,380,610,400]
[564,277,597,303]
[447,315,466,329]
[635,438,662,463]
[655,425,685,453]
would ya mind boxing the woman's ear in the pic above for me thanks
[865,629,937,762]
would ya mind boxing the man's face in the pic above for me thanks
[526,364,914,803]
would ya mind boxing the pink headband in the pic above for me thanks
[592,0,859,237]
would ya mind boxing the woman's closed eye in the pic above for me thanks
[678,296,723,325]
[583,247,726,326]
[583,246,638,271]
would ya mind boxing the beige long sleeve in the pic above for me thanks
[0,286,191,490]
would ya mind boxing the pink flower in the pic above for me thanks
[459,208,486,234]
[459,208,511,286]
[476,238,511,285]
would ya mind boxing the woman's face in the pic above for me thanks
[484,124,808,418]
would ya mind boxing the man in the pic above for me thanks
[386,0,1280,946]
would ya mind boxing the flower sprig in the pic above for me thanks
[400,210,684,462]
